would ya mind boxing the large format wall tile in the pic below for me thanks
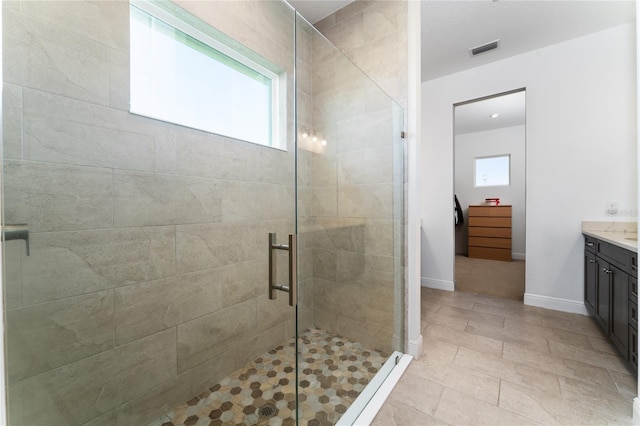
[312,248,337,281]
[329,110,393,153]
[175,127,294,183]
[21,329,176,426]
[4,8,111,106]
[115,269,223,345]
[23,89,155,172]
[177,298,257,372]
[338,184,393,219]
[3,83,23,159]
[7,291,114,383]
[336,250,394,291]
[116,322,289,426]
[4,240,22,309]
[176,132,256,180]
[221,180,293,222]
[364,219,395,256]
[21,227,176,304]
[114,171,222,227]
[109,48,130,111]
[253,146,295,185]
[4,160,113,232]
[176,222,262,273]
[256,293,295,334]
[311,186,338,217]
[338,145,392,185]
[312,219,365,251]
[220,257,266,307]
[21,1,129,52]
[175,0,292,70]
[7,383,23,426]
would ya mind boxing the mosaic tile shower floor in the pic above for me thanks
[150,328,389,426]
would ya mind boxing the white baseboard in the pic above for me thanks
[421,277,454,291]
[407,334,423,359]
[512,252,526,260]
[633,397,640,426]
[524,293,588,315]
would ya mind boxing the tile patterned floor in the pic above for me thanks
[373,288,638,425]
[150,328,388,426]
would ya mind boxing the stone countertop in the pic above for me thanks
[582,221,637,253]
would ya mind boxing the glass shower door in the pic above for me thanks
[1,1,406,424]
[294,13,406,425]
[1,1,300,425]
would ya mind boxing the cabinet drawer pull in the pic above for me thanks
[589,260,595,264]
[602,268,612,274]
[586,242,594,247]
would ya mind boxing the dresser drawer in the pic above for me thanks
[468,206,512,217]
[468,217,511,228]
[469,246,511,262]
[597,240,630,271]
[584,236,597,254]
[469,227,512,238]
[469,236,511,249]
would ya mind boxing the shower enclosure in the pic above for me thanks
[1,1,404,424]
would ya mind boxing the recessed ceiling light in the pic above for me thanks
[489,113,500,118]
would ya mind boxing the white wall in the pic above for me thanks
[421,23,637,312]
[455,125,526,258]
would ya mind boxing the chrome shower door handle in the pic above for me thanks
[288,233,297,307]
[268,233,297,307]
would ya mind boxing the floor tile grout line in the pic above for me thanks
[416,288,636,426]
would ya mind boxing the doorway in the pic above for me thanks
[453,89,526,300]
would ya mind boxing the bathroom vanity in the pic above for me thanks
[583,222,638,370]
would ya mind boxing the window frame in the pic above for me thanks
[474,154,511,187]
[129,0,285,150]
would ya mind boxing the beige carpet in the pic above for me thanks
[455,255,525,300]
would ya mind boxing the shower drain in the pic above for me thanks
[258,403,277,418]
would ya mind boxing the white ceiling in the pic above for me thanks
[290,0,635,133]
[289,0,635,82]
[455,90,526,136]
[422,0,636,82]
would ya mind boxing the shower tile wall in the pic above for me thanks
[300,17,400,353]
[2,1,297,425]
[313,0,408,353]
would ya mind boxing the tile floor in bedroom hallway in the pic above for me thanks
[372,287,637,425]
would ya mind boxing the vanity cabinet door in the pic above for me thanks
[610,264,629,357]
[596,258,610,333]
[630,326,638,370]
[585,251,597,316]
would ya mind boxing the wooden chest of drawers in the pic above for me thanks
[468,205,512,262]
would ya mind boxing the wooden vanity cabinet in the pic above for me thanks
[630,273,638,369]
[609,263,629,356]
[584,235,637,370]
[595,257,610,332]
[584,237,597,316]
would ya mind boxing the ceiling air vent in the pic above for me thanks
[470,39,500,56]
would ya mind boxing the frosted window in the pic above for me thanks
[130,4,281,148]
[475,155,510,187]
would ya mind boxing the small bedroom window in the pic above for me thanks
[130,2,284,149]
[475,155,510,187]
